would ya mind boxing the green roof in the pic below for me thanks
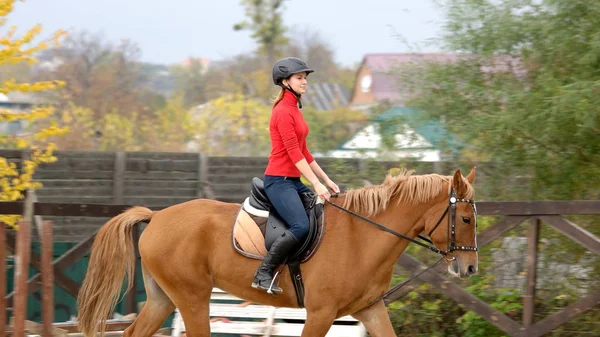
[371,107,463,153]
[335,107,463,154]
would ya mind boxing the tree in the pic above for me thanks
[284,28,340,83]
[169,58,207,108]
[0,61,29,84]
[0,0,69,228]
[233,0,289,66]
[394,5,600,334]
[142,94,197,152]
[283,27,358,91]
[35,31,155,121]
[54,95,195,152]
[201,54,280,104]
[188,93,271,156]
[302,105,367,155]
[398,0,600,201]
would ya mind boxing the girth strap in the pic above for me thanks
[288,261,305,307]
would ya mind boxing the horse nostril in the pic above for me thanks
[467,265,476,275]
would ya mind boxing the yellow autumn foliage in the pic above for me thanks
[55,95,196,152]
[190,93,271,156]
[0,0,69,228]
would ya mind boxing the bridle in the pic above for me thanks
[419,187,479,256]
[326,186,478,307]
[328,187,478,257]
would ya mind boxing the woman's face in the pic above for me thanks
[283,72,308,94]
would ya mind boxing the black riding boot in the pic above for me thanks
[252,230,299,294]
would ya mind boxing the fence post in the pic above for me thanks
[523,217,540,327]
[197,153,213,199]
[28,190,44,239]
[12,220,31,337]
[41,220,54,336]
[433,161,442,174]
[197,153,205,198]
[0,222,5,337]
[113,152,126,205]
[356,159,365,173]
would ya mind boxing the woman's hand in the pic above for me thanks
[324,178,340,194]
[314,181,331,201]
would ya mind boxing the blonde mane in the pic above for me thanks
[341,168,474,217]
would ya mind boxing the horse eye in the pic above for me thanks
[462,216,471,224]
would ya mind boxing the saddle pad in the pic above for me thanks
[233,209,268,257]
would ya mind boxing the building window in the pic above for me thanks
[360,75,372,93]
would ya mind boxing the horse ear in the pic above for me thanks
[466,166,476,184]
[452,169,467,195]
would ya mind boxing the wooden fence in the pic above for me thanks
[0,217,138,337]
[0,149,477,241]
[0,149,598,336]
[391,201,600,337]
[0,199,598,337]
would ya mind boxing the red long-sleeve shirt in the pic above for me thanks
[264,90,314,177]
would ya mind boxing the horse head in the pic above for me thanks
[424,167,478,279]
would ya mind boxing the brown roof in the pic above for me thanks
[361,53,459,104]
[359,53,523,105]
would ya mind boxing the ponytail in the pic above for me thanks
[271,88,285,108]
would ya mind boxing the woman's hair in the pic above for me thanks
[271,87,285,108]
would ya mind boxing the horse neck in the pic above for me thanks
[335,196,427,271]
[388,200,430,251]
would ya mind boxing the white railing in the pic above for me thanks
[171,288,367,337]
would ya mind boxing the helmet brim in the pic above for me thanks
[291,68,314,75]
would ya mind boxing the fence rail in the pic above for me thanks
[1,199,598,336]
[1,149,598,335]
[0,149,492,241]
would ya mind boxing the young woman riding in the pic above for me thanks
[251,57,340,294]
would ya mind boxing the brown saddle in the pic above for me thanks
[231,177,325,307]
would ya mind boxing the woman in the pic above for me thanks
[251,57,340,294]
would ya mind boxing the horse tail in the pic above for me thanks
[77,206,155,337]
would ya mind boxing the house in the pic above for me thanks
[335,52,521,161]
[0,92,41,136]
[328,107,462,162]
[349,53,458,111]
[301,82,351,111]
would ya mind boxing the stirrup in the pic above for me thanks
[267,262,286,295]
[252,281,282,294]
[251,259,286,295]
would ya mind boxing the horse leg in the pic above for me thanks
[122,266,175,337]
[300,309,337,337]
[173,294,211,337]
[351,300,397,337]
[163,272,213,337]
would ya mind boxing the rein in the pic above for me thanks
[326,200,443,255]
[326,187,478,308]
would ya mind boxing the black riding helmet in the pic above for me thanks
[272,57,314,108]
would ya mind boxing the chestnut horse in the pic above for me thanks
[77,167,478,337]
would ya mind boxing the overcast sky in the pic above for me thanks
[6,0,445,66]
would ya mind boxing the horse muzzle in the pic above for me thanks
[447,256,478,279]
